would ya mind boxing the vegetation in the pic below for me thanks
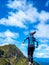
[0,44,40,65]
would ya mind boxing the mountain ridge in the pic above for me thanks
[0,44,40,65]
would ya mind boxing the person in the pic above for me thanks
[22,31,38,65]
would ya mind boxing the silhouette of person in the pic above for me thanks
[23,31,38,65]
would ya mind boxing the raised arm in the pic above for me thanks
[36,40,38,48]
[34,38,38,48]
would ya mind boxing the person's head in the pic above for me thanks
[30,31,36,36]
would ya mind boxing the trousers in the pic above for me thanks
[28,44,35,63]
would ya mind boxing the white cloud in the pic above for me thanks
[0,0,49,30]
[4,30,19,38]
[34,44,49,58]
[5,30,15,37]
[35,53,44,58]
[39,39,49,43]
[35,52,49,58]
[0,0,27,28]
[0,30,19,38]
[25,4,39,23]
[39,11,49,24]
[23,10,49,39]
[0,30,19,45]
[0,0,39,28]
[7,0,26,10]
[0,11,27,28]
[35,23,49,38]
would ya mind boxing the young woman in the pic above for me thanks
[23,31,38,65]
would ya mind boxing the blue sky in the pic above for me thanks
[0,0,49,58]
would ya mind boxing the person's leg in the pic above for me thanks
[28,45,31,65]
[28,46,31,62]
[31,46,35,64]
[28,47,31,65]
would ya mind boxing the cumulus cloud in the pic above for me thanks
[39,39,49,43]
[1,0,49,30]
[0,0,49,30]
[35,52,49,58]
[0,30,19,45]
[7,0,27,10]
[0,0,39,29]
[0,30,19,38]
[35,23,49,38]
[39,11,49,24]
[34,44,49,58]
[0,11,27,28]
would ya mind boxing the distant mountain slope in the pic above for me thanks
[0,44,40,65]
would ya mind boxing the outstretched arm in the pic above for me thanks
[23,37,28,44]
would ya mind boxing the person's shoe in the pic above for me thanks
[31,62,34,65]
[31,63,33,65]
[28,62,31,65]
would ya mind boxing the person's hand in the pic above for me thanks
[22,42,24,44]
[22,42,24,46]
[23,42,24,44]
[36,46,38,48]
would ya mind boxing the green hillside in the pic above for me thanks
[0,44,40,65]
